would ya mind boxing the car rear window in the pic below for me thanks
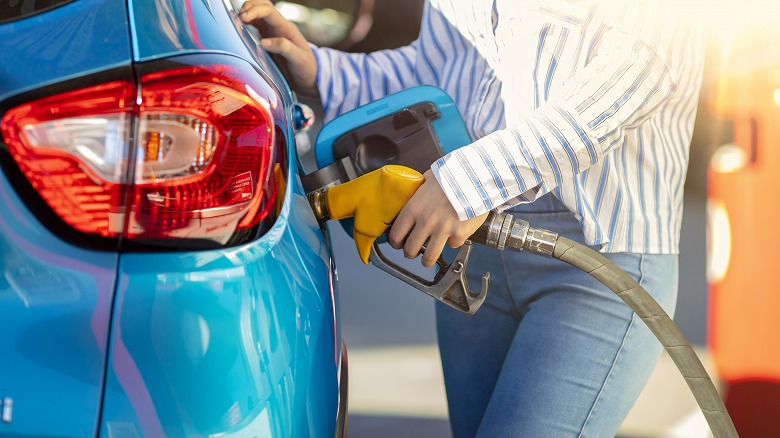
[0,0,75,24]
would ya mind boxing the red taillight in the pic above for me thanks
[1,81,134,236]
[128,65,276,244]
[1,62,279,246]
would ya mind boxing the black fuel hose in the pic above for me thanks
[472,212,739,438]
[553,236,737,438]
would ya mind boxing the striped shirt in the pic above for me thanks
[312,0,706,254]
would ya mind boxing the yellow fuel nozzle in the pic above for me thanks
[309,165,424,264]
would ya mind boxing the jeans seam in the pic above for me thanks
[577,254,646,438]
[498,250,523,317]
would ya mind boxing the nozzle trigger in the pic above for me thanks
[369,241,489,314]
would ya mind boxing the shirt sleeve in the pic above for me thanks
[311,41,422,123]
[431,0,703,220]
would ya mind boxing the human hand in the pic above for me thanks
[240,0,317,93]
[388,170,489,268]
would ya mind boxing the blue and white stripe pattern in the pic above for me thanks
[311,0,705,254]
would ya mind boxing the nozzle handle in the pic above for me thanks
[308,164,490,313]
[316,165,425,263]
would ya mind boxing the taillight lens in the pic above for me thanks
[1,60,280,247]
[1,81,133,236]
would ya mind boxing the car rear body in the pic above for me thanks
[0,1,344,436]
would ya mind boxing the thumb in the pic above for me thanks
[261,37,317,90]
[260,37,297,55]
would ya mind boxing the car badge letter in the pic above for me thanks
[1,397,12,423]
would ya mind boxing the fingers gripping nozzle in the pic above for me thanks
[307,164,490,314]
[308,165,425,264]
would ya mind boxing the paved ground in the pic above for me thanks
[343,345,717,438]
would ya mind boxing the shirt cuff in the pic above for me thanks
[431,129,545,220]
[308,43,331,104]
[430,154,478,221]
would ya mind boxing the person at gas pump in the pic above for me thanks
[240,0,705,436]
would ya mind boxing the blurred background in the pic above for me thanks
[279,0,780,436]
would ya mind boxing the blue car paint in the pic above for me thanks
[101,183,338,437]
[129,0,258,64]
[109,0,339,436]
[0,0,341,436]
[0,0,132,102]
[0,1,131,436]
[0,170,118,437]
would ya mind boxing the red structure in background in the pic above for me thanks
[706,24,780,438]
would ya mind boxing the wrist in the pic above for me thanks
[429,164,471,221]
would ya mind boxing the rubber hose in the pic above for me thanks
[552,236,738,438]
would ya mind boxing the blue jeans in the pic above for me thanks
[436,194,678,438]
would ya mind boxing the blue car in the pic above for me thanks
[0,1,346,436]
